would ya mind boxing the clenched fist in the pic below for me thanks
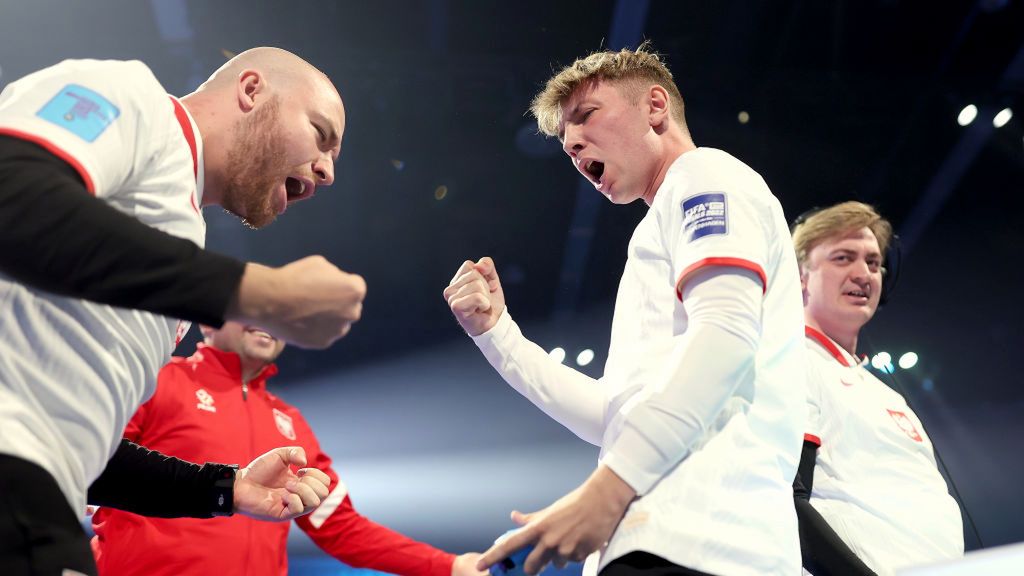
[443,257,505,336]
[231,256,366,349]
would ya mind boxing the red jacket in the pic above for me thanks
[91,344,455,576]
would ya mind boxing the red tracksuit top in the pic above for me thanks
[91,344,455,576]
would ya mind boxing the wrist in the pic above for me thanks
[210,464,239,517]
[592,465,636,510]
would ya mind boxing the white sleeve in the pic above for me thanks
[601,266,763,494]
[0,59,161,198]
[472,307,608,446]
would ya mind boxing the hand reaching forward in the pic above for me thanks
[444,257,505,336]
[233,447,331,522]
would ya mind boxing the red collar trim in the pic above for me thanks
[169,96,197,180]
[805,326,852,367]
[191,343,279,384]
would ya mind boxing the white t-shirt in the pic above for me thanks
[804,326,964,575]
[475,148,806,576]
[0,59,206,516]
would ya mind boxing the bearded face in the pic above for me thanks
[221,95,288,229]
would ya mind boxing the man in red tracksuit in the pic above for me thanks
[91,322,484,576]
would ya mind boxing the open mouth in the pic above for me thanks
[844,289,869,299]
[285,177,307,201]
[583,160,605,183]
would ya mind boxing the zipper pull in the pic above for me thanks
[242,381,248,401]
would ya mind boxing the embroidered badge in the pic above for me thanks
[196,389,216,413]
[273,408,296,440]
[681,192,728,242]
[887,409,923,442]
[36,84,120,142]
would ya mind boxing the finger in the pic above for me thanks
[286,479,322,508]
[450,293,491,316]
[474,257,501,290]
[285,447,307,468]
[449,260,476,285]
[511,509,535,526]
[477,528,533,570]
[446,278,490,308]
[444,269,486,299]
[297,467,330,486]
[296,471,330,500]
[523,541,555,576]
[285,491,306,516]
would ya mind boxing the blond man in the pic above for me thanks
[792,202,963,575]
[444,45,806,576]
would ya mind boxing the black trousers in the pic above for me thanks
[0,455,97,576]
[601,552,717,576]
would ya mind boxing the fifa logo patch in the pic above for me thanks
[196,389,216,413]
[887,409,923,442]
[36,84,120,142]
[273,408,296,440]
[681,193,728,242]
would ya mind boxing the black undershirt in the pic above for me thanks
[0,135,244,327]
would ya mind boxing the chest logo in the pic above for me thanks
[273,408,296,440]
[195,388,216,413]
[887,409,923,442]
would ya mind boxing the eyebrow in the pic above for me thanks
[830,248,882,259]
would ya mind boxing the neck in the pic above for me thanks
[179,91,225,207]
[805,313,860,356]
[642,132,697,206]
[240,358,269,384]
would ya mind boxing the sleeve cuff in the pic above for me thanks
[470,305,514,353]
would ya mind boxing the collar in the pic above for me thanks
[189,343,279,387]
[169,95,205,211]
[804,325,859,368]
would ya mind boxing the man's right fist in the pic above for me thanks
[232,256,366,349]
[443,257,505,337]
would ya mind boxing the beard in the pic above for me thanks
[221,96,288,229]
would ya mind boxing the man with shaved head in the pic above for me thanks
[0,48,364,575]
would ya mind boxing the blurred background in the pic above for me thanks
[2,0,1022,573]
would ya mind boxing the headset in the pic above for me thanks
[792,206,984,548]
[790,206,902,307]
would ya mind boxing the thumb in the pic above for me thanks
[510,509,534,526]
[284,447,307,467]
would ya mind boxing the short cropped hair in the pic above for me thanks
[530,43,687,137]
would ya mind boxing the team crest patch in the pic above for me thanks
[36,84,120,142]
[195,389,216,413]
[887,409,923,442]
[273,408,296,440]
[681,192,728,242]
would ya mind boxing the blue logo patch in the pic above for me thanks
[36,84,119,142]
[681,193,728,241]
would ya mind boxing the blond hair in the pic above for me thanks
[530,43,687,137]
[792,201,893,270]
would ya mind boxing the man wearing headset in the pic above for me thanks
[791,201,963,575]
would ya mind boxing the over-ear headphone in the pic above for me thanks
[790,207,902,307]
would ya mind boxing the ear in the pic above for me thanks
[235,69,265,112]
[647,84,671,128]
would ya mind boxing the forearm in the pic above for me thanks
[87,439,235,518]
[472,307,607,445]
[0,136,244,327]
[301,499,454,576]
[796,499,877,576]
[603,268,762,494]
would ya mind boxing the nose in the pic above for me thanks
[562,124,584,159]
[313,153,335,186]
[850,258,871,282]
